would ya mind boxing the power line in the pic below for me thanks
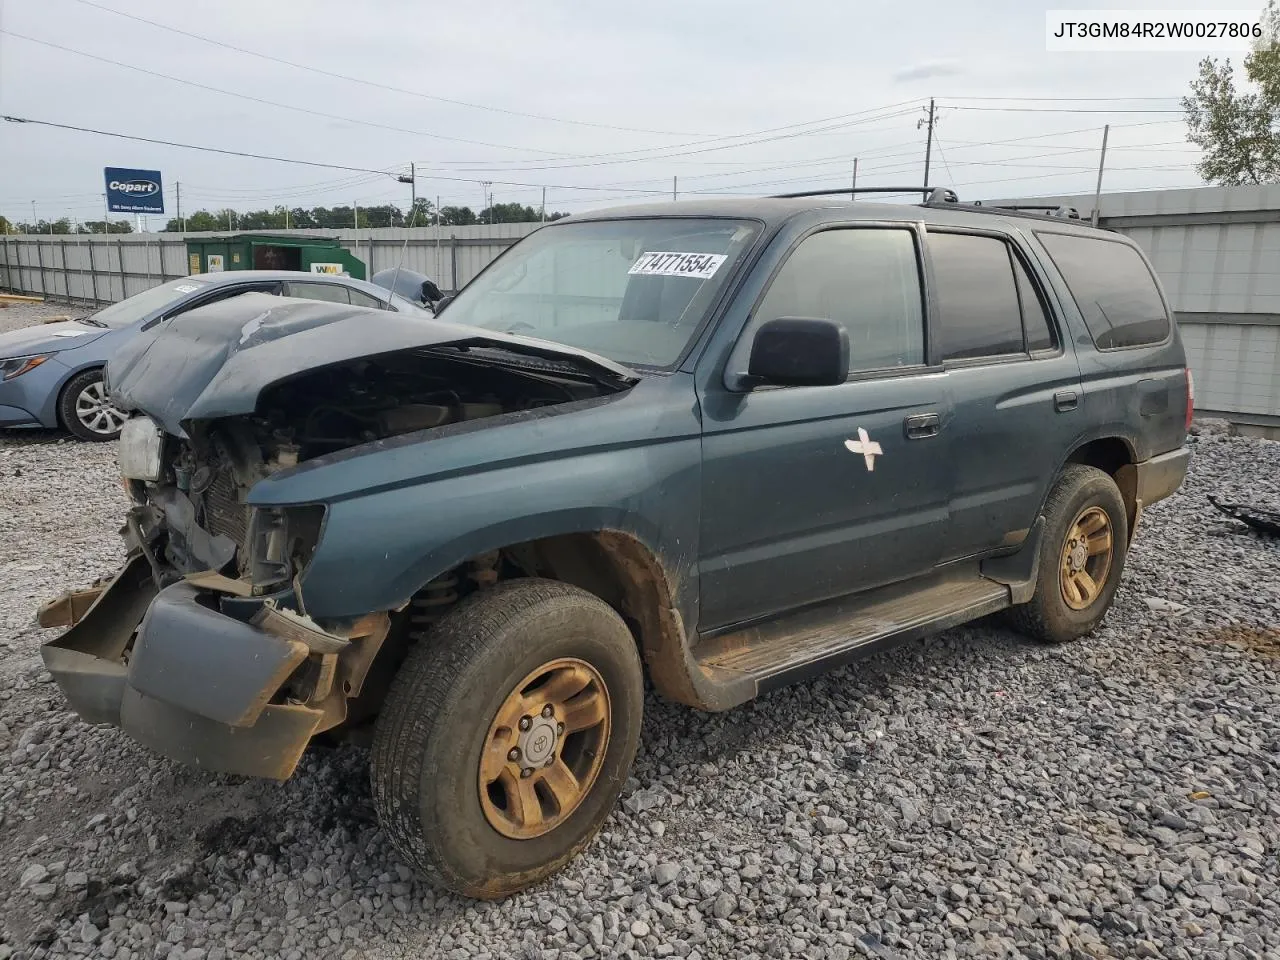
[943,95,1182,102]
[64,0,717,139]
[2,30,585,157]
[943,105,1186,114]
[7,26,935,174]
[0,115,679,195]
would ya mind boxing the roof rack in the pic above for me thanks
[772,186,944,200]
[768,186,1091,224]
[968,201,1083,220]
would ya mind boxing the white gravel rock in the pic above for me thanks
[1,300,1278,960]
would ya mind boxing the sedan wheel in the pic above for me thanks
[59,370,128,441]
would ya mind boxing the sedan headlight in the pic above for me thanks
[0,354,51,381]
[119,415,165,482]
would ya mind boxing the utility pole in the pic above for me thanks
[354,201,360,229]
[227,209,233,231]
[672,176,678,201]
[176,181,183,233]
[919,98,936,201]
[396,163,417,223]
[435,194,441,281]
[102,194,109,234]
[480,181,492,224]
[541,186,546,223]
[851,158,858,200]
[1091,124,1110,228]
[285,207,290,229]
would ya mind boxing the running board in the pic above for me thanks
[693,574,1010,706]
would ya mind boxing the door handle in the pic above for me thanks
[904,413,941,439]
[1054,390,1079,412]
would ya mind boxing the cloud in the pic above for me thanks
[893,60,964,82]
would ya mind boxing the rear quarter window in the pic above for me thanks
[1036,233,1170,349]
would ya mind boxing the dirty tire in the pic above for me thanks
[57,368,123,442]
[371,578,644,899]
[1010,464,1129,644]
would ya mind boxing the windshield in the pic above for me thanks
[440,218,761,368]
[87,278,209,329]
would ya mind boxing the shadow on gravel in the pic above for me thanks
[0,428,68,446]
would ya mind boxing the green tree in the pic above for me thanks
[16,218,74,234]
[409,198,436,225]
[1183,1,1280,184]
[78,220,133,234]
[437,205,477,226]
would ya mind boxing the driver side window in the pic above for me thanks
[751,228,925,376]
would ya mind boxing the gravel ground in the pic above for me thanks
[1,305,1279,960]
[0,301,82,335]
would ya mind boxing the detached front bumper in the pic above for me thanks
[40,556,352,780]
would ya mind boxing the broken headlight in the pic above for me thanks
[246,504,326,591]
[118,416,165,482]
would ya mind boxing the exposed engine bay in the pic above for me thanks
[124,349,618,590]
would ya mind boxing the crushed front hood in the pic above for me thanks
[107,294,638,436]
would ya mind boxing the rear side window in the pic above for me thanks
[751,227,925,375]
[1013,256,1055,352]
[347,288,387,309]
[929,233,1024,360]
[285,282,351,305]
[1036,233,1170,348]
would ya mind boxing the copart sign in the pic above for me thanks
[104,167,165,214]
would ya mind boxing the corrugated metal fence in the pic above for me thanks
[0,222,541,305]
[1014,186,1280,429]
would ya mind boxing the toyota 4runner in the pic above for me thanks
[39,189,1191,898]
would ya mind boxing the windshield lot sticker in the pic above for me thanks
[628,251,727,280]
[845,428,882,471]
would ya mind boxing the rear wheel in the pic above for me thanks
[1010,464,1128,643]
[58,369,127,441]
[371,578,643,899]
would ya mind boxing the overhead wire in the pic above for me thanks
[65,0,722,138]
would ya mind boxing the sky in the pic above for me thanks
[0,0,1263,227]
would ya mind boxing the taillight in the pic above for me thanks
[1184,368,1195,431]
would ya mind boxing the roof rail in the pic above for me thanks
[771,186,939,199]
[968,201,1083,220]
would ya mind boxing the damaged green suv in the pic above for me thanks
[40,192,1191,898]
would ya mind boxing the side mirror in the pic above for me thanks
[746,317,848,387]
[434,294,455,314]
[421,279,444,303]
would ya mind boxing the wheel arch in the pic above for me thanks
[479,530,717,710]
[384,528,724,711]
[1061,435,1140,542]
[53,362,106,430]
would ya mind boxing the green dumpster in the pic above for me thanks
[185,234,366,280]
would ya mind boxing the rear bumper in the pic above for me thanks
[1135,446,1190,507]
[40,556,325,780]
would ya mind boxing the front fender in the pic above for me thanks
[296,438,702,622]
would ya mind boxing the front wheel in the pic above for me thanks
[1010,464,1129,644]
[58,369,127,441]
[371,578,644,899]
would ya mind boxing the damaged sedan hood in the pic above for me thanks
[107,293,639,436]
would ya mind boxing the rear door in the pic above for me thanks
[698,224,951,630]
[1032,231,1185,460]
[923,227,1083,561]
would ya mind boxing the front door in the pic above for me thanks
[698,225,951,631]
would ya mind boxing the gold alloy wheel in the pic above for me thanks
[1059,505,1114,610]
[478,657,611,840]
